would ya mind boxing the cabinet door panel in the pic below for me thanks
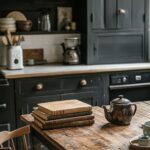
[132,0,144,29]
[93,33,144,64]
[105,0,117,29]
[117,0,132,29]
[90,0,104,30]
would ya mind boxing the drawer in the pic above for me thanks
[17,77,61,96]
[61,74,99,91]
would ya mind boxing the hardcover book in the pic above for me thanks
[32,113,94,126]
[38,100,92,116]
[34,118,94,130]
[32,109,93,121]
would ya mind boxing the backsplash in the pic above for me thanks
[21,34,80,63]
[0,33,80,66]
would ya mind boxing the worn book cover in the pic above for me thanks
[34,119,94,130]
[32,109,93,121]
[38,99,92,116]
[32,112,94,125]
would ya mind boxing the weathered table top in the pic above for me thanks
[21,101,150,150]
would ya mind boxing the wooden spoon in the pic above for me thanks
[1,36,8,46]
[12,35,19,45]
[5,29,13,46]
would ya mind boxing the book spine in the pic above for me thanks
[35,119,94,130]
[33,109,93,121]
[38,106,92,116]
[33,113,94,125]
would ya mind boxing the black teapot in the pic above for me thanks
[103,95,137,125]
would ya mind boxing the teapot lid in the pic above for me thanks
[111,95,131,105]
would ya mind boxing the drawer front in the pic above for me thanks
[16,74,99,96]
[61,74,99,91]
[17,77,61,96]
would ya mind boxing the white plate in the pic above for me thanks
[6,11,27,21]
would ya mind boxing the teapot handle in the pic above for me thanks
[131,104,137,116]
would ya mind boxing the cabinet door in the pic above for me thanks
[132,0,144,29]
[117,0,132,29]
[61,91,99,106]
[89,33,144,64]
[89,0,104,30]
[105,0,117,29]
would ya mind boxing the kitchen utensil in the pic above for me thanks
[23,48,44,62]
[12,35,19,45]
[1,36,8,46]
[5,30,13,46]
[103,95,137,125]
[61,37,80,65]
[6,11,27,21]
[16,20,32,31]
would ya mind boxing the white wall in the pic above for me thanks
[21,34,80,63]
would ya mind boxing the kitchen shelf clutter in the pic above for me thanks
[0,0,83,35]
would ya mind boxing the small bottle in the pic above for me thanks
[42,13,51,32]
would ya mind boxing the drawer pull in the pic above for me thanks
[117,9,126,15]
[36,83,44,91]
[0,103,7,109]
[80,79,87,86]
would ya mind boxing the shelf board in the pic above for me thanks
[14,31,80,35]
[0,31,80,36]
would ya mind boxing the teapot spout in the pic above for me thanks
[102,105,113,123]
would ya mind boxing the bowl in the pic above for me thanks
[16,20,32,31]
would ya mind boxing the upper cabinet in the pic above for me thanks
[86,0,146,64]
[89,0,145,30]
[89,0,105,30]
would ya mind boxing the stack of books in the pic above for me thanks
[32,99,95,130]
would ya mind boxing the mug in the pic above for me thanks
[143,121,150,136]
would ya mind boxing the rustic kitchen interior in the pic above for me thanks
[0,0,150,149]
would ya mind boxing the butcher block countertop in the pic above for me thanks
[2,63,150,79]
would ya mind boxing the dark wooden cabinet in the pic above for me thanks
[105,0,144,29]
[0,80,16,131]
[86,0,146,64]
[15,74,105,127]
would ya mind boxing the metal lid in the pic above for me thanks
[111,95,131,105]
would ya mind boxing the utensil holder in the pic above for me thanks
[7,45,24,70]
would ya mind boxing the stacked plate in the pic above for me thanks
[0,18,16,32]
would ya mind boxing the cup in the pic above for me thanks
[143,121,150,136]
[138,135,150,146]
[27,59,34,66]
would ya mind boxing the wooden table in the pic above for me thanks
[21,101,150,150]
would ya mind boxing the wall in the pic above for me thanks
[0,33,80,66]
[21,34,80,63]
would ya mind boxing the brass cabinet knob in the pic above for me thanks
[117,9,126,15]
[80,79,87,86]
[36,83,44,91]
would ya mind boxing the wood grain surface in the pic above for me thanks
[23,49,44,62]
[21,101,150,150]
[38,100,92,116]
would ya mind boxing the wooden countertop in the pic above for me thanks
[2,63,150,79]
[21,101,150,150]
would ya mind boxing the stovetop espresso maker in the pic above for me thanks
[61,37,80,65]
